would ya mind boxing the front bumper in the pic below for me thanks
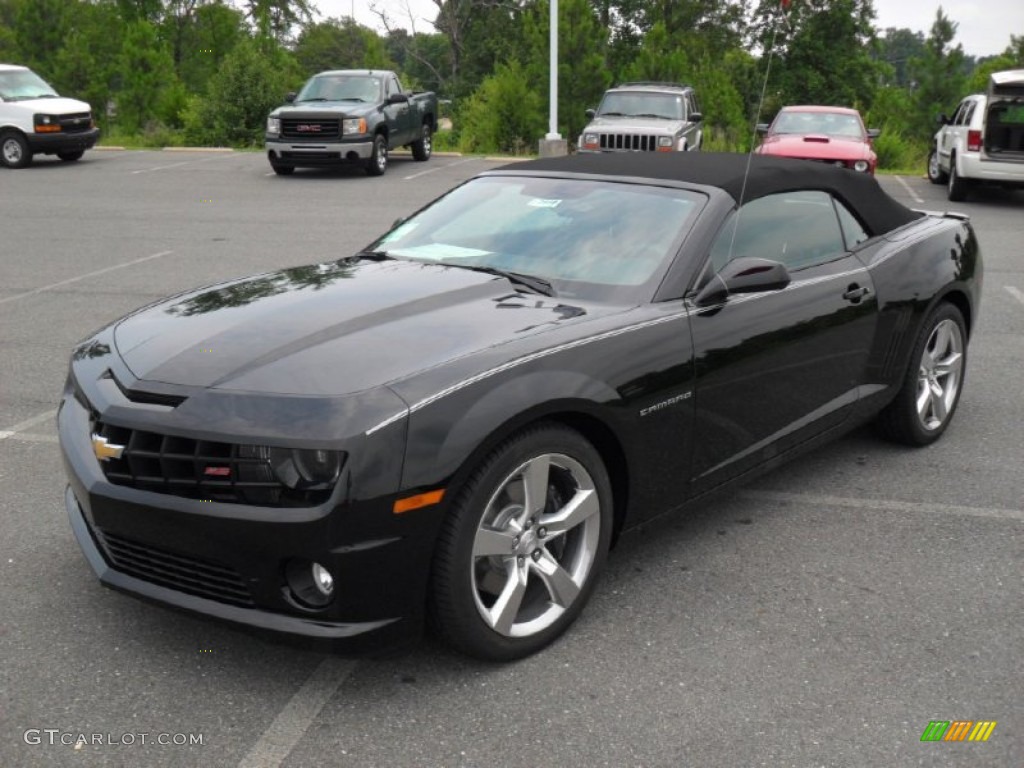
[266,138,374,167]
[27,128,100,154]
[58,380,440,655]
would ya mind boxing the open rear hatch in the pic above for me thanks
[984,69,1024,161]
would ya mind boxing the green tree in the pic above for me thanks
[294,18,394,77]
[457,59,544,153]
[909,8,966,140]
[875,27,926,87]
[522,0,610,143]
[162,1,246,94]
[184,38,297,146]
[11,0,69,73]
[50,1,125,129]
[116,20,179,134]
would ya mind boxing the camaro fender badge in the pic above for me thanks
[91,434,125,462]
[639,391,692,417]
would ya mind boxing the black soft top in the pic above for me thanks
[506,152,922,236]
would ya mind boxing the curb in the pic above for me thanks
[163,147,235,153]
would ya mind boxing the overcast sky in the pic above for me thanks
[314,0,1023,58]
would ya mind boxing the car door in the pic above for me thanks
[939,99,974,169]
[383,75,413,146]
[687,191,878,493]
[682,93,701,150]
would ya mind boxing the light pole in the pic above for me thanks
[539,0,568,156]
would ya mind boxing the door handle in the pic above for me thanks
[842,284,870,303]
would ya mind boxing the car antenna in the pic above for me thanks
[728,0,791,260]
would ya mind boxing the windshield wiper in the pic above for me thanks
[352,249,394,261]
[339,97,366,102]
[631,113,670,119]
[443,263,555,296]
[298,97,328,102]
[598,111,624,117]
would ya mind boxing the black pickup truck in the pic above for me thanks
[265,69,438,177]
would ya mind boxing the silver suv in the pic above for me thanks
[928,69,1024,201]
[578,82,703,154]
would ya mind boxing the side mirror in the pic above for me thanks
[755,123,770,135]
[388,92,410,104]
[937,113,949,125]
[695,257,791,307]
[689,112,703,124]
[585,108,596,120]
[866,127,881,139]
[284,92,297,103]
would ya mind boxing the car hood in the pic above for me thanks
[585,116,687,135]
[9,96,91,113]
[270,102,375,118]
[112,260,614,396]
[757,134,874,161]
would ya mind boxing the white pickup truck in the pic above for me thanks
[0,63,99,169]
[928,69,1024,201]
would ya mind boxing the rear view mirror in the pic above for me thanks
[695,257,791,307]
[284,92,297,103]
[866,128,881,139]
[936,113,949,125]
[388,92,410,104]
[689,112,703,123]
[755,123,770,135]
[585,108,596,120]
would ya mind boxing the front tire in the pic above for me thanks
[411,123,432,161]
[876,303,967,446]
[270,162,294,176]
[366,133,388,176]
[430,424,613,660]
[1,132,32,169]
[927,149,947,184]
[947,156,970,201]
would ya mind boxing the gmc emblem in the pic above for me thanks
[295,124,321,133]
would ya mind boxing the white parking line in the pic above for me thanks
[893,175,924,204]
[404,157,476,181]
[131,154,234,174]
[1005,286,1024,306]
[0,251,174,307]
[238,657,358,768]
[0,410,56,441]
[741,489,1023,522]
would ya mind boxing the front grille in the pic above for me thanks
[92,421,329,507]
[59,112,93,134]
[281,118,341,141]
[96,528,254,606]
[599,133,660,151]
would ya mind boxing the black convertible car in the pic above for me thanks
[59,153,981,660]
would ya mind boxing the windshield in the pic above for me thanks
[598,91,684,120]
[372,176,703,300]
[770,111,865,138]
[0,69,59,101]
[296,75,381,103]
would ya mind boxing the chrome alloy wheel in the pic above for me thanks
[916,318,964,431]
[2,136,26,166]
[375,140,388,173]
[470,453,601,638]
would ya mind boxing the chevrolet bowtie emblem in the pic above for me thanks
[91,434,125,462]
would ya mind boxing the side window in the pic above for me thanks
[389,76,402,96]
[707,191,847,275]
[833,198,870,248]
[962,100,976,126]
[954,101,972,125]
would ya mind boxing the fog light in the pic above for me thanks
[285,558,335,608]
[311,562,334,596]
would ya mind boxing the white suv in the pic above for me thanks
[928,69,1024,201]
[0,63,99,169]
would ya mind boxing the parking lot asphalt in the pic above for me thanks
[1,151,1021,768]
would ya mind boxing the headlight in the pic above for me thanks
[269,448,343,490]
[658,136,673,147]
[583,133,598,145]
[34,114,61,133]
[343,118,367,135]
[853,160,870,173]
[266,117,280,135]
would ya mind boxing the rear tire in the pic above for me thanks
[947,156,970,201]
[1,132,32,168]
[876,302,967,446]
[411,123,432,161]
[927,149,947,184]
[366,134,388,176]
[430,424,613,660]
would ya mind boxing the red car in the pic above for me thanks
[755,106,880,174]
